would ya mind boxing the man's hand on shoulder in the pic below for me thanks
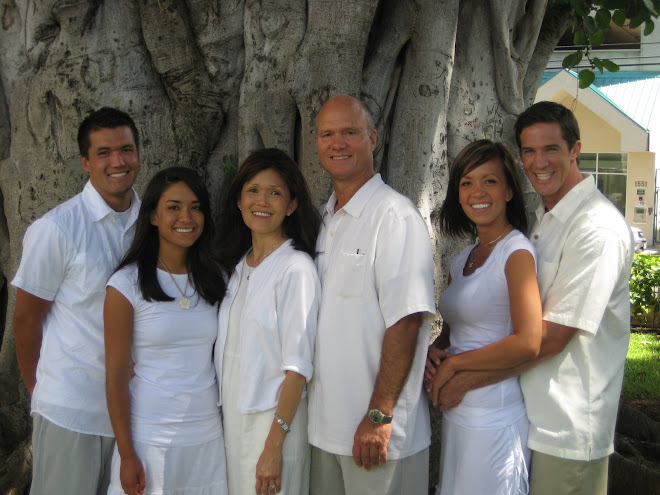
[352,414,392,470]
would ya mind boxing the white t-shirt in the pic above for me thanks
[439,230,535,429]
[520,175,634,461]
[107,264,221,446]
[214,240,320,413]
[309,174,436,460]
[12,181,140,436]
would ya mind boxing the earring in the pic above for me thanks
[286,212,290,217]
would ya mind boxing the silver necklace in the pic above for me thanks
[467,225,511,269]
[246,239,282,280]
[158,257,192,310]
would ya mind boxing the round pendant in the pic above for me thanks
[179,297,191,310]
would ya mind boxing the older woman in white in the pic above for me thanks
[215,149,321,495]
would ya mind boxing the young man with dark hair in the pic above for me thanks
[13,107,141,494]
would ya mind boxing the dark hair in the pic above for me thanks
[514,101,580,151]
[78,107,140,158]
[439,139,527,238]
[116,167,225,305]
[216,148,321,273]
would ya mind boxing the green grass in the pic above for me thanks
[622,331,660,399]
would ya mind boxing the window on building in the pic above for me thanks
[557,21,641,51]
[580,152,628,215]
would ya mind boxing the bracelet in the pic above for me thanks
[274,412,290,433]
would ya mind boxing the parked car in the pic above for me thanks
[631,226,648,253]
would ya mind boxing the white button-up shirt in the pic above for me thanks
[520,175,633,461]
[309,174,436,459]
[12,181,140,436]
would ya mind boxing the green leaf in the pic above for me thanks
[644,19,655,36]
[643,0,655,13]
[591,29,605,47]
[562,50,584,68]
[601,59,620,72]
[570,0,590,17]
[630,14,646,30]
[583,15,597,33]
[595,8,612,29]
[574,29,588,45]
[578,69,596,88]
[612,9,626,26]
[593,57,605,73]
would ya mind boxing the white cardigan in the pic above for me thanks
[215,240,320,414]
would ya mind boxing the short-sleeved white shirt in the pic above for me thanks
[214,240,320,413]
[12,181,140,437]
[520,175,633,461]
[107,265,221,446]
[308,174,436,460]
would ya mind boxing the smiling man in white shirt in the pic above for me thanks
[12,107,142,495]
[308,94,436,494]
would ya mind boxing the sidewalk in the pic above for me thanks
[642,244,660,255]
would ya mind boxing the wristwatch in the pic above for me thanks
[368,409,393,424]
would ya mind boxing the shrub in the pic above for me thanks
[630,254,660,327]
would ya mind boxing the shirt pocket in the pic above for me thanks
[536,260,559,302]
[335,252,367,298]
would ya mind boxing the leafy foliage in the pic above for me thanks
[551,0,660,87]
[222,154,237,174]
[630,254,660,325]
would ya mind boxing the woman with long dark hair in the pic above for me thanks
[425,140,542,494]
[215,148,321,495]
[105,167,227,495]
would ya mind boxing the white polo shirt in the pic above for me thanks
[12,181,140,437]
[308,174,436,460]
[520,175,633,461]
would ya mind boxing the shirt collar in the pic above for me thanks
[324,174,384,219]
[81,180,140,225]
[535,174,596,224]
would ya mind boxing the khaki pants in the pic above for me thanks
[530,450,609,495]
[30,414,115,495]
[310,445,429,495]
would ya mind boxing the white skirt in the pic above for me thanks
[436,415,530,495]
[107,434,228,495]
[223,399,310,495]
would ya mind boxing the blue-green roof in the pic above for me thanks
[540,69,659,131]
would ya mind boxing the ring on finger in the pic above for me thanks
[269,483,276,489]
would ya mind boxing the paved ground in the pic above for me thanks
[640,244,659,255]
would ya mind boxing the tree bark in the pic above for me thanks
[0,1,570,492]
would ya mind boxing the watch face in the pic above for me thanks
[369,409,384,423]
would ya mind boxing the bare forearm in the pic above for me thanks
[13,290,51,395]
[370,313,422,413]
[14,321,42,395]
[445,333,538,374]
[106,371,136,458]
[265,371,306,449]
[437,339,564,410]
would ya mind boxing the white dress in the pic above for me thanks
[217,242,319,495]
[106,264,227,495]
[436,230,534,495]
